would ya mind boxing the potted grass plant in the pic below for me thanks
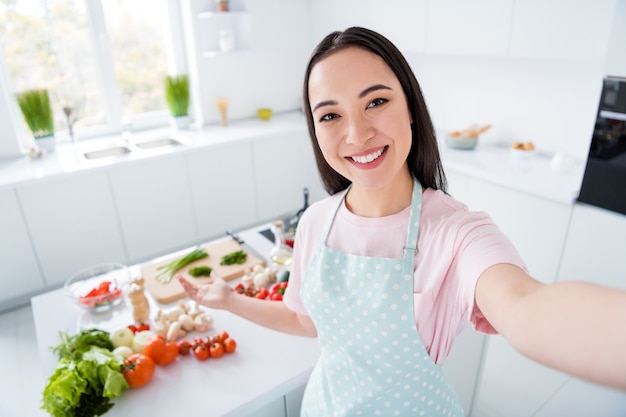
[164,74,191,130]
[16,88,56,153]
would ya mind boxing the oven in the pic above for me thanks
[577,77,626,215]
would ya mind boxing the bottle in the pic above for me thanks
[269,220,293,268]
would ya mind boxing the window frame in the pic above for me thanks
[2,0,188,147]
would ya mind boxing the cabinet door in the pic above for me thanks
[0,188,45,304]
[464,179,571,284]
[109,155,196,262]
[186,142,258,239]
[441,326,486,416]
[252,132,325,221]
[426,0,513,56]
[241,395,286,417]
[509,0,615,62]
[17,172,126,286]
[557,203,626,289]
[473,335,571,417]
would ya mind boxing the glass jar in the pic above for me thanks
[269,220,293,269]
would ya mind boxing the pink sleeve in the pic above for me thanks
[451,213,527,334]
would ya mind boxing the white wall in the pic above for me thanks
[605,0,626,78]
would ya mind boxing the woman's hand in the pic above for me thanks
[178,274,232,310]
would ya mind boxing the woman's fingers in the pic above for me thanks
[178,275,197,296]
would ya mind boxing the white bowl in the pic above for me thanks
[65,263,129,313]
[446,134,478,150]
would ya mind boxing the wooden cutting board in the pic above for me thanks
[141,238,265,304]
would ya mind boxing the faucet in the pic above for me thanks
[122,116,133,147]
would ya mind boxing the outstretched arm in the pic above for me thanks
[178,275,317,338]
[476,263,626,390]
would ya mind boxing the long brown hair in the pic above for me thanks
[302,27,447,195]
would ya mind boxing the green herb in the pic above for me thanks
[220,250,247,265]
[42,330,128,417]
[188,265,213,277]
[15,88,55,138]
[156,247,208,283]
[164,74,190,117]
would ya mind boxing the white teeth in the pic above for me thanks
[351,148,384,164]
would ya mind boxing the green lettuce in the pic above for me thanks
[42,330,129,417]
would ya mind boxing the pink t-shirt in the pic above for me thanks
[283,188,526,364]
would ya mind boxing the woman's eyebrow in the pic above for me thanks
[359,84,392,98]
[312,84,392,113]
[312,100,337,112]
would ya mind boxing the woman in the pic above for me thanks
[180,27,626,416]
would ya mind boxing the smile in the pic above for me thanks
[350,147,386,164]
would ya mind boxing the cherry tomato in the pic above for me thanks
[256,287,269,299]
[123,354,155,388]
[136,322,151,332]
[144,334,178,366]
[128,324,138,334]
[223,337,237,354]
[194,344,210,361]
[209,341,224,358]
[234,283,245,294]
[177,339,192,356]
[217,331,230,343]
[270,292,283,301]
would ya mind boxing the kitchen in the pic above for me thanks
[1,0,626,416]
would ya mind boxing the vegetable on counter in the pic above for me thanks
[188,265,213,277]
[156,247,209,284]
[220,249,247,265]
[42,329,129,417]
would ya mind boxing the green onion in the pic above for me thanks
[156,247,208,283]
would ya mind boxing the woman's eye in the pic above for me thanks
[319,113,339,122]
[367,98,388,108]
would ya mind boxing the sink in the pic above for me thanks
[83,146,132,160]
[134,137,183,150]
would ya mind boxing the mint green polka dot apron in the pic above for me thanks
[300,179,464,416]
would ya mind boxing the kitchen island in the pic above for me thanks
[31,224,320,417]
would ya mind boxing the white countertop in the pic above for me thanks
[439,136,586,205]
[31,223,319,417]
[1,111,586,205]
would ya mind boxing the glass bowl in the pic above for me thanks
[65,263,129,313]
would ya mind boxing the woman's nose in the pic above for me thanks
[345,114,375,146]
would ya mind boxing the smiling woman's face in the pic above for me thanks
[308,46,413,192]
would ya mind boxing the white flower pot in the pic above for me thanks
[36,136,56,154]
[170,115,191,130]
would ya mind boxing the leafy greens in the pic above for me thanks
[42,329,129,417]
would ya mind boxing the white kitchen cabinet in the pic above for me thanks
[0,188,45,305]
[442,326,486,416]
[186,141,258,239]
[426,0,513,57]
[251,131,325,222]
[108,155,197,263]
[241,395,286,417]
[309,0,429,54]
[17,172,126,287]
[473,335,572,417]
[557,202,626,289]
[462,178,572,284]
[509,0,616,62]
[285,383,307,417]
[532,378,626,417]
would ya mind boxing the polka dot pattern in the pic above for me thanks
[299,180,464,416]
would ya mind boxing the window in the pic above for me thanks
[0,0,182,142]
